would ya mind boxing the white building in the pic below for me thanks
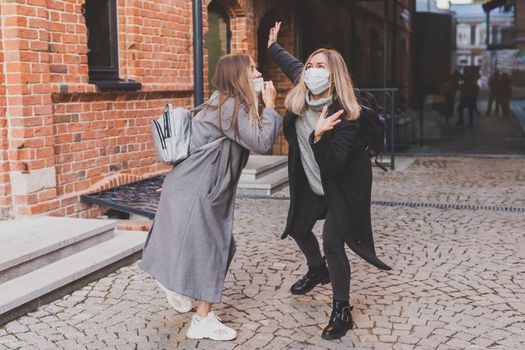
[451,2,514,86]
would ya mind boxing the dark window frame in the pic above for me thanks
[82,0,141,91]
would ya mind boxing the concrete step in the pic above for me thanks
[0,217,116,283]
[0,230,147,317]
[239,155,287,182]
[237,167,288,197]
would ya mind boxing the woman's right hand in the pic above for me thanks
[262,81,277,109]
[314,106,344,141]
[267,21,282,48]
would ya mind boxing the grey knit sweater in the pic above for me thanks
[295,94,333,196]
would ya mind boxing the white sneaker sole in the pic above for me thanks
[156,281,193,313]
[186,328,237,341]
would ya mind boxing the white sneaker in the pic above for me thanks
[186,311,237,341]
[156,281,193,313]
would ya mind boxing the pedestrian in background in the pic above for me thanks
[486,69,501,116]
[440,71,461,122]
[457,72,480,128]
[499,72,512,117]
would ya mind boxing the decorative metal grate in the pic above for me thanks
[81,176,165,219]
[371,200,525,213]
[81,176,525,218]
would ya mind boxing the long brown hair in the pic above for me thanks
[285,49,361,120]
[203,54,260,136]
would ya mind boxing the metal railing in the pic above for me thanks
[360,87,398,170]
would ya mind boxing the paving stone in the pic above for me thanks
[1,157,524,349]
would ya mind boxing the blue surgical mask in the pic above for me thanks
[304,68,330,95]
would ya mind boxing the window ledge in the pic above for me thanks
[90,79,142,91]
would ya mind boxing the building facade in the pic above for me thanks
[452,3,514,85]
[0,0,415,220]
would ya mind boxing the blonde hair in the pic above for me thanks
[284,49,361,120]
[203,54,260,136]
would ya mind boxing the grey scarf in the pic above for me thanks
[295,93,333,196]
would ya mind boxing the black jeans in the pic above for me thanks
[293,213,351,302]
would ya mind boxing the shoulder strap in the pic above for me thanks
[190,136,227,156]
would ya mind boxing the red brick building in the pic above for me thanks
[0,0,415,220]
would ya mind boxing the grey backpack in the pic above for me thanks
[151,104,226,165]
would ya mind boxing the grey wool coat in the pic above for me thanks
[139,92,282,304]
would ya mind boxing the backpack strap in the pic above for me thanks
[375,156,388,172]
[190,136,228,156]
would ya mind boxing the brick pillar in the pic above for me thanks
[516,0,525,49]
[230,0,256,57]
[1,2,58,217]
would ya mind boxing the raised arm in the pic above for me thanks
[219,102,282,154]
[217,82,283,154]
[266,22,304,85]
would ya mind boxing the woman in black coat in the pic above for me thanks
[267,22,391,340]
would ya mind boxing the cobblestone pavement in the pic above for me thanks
[1,157,524,349]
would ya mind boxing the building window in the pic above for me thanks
[82,0,119,81]
[474,56,482,66]
[456,24,471,47]
[82,0,141,90]
[475,23,487,46]
[457,55,470,66]
[205,1,231,94]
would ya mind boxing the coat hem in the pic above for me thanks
[139,261,223,304]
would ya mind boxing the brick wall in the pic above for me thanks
[0,0,271,220]
[0,10,13,219]
[0,0,225,219]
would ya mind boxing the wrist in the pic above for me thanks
[265,103,275,109]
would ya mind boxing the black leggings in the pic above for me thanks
[323,214,350,301]
[293,214,350,302]
[293,231,324,267]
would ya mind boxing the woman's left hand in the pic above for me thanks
[314,106,344,141]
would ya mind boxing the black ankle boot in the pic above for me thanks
[290,263,330,295]
[321,300,353,340]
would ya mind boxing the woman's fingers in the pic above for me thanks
[268,22,282,47]
[320,105,329,119]
[329,109,345,121]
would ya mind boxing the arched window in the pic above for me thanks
[257,11,279,77]
[205,1,231,94]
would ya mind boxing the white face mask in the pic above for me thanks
[304,68,331,95]
[253,77,264,94]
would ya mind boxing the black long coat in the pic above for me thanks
[268,43,391,270]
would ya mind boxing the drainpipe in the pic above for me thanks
[193,0,204,107]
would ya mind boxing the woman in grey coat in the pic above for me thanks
[139,54,282,341]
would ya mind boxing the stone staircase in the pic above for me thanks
[0,216,147,325]
[237,155,288,197]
